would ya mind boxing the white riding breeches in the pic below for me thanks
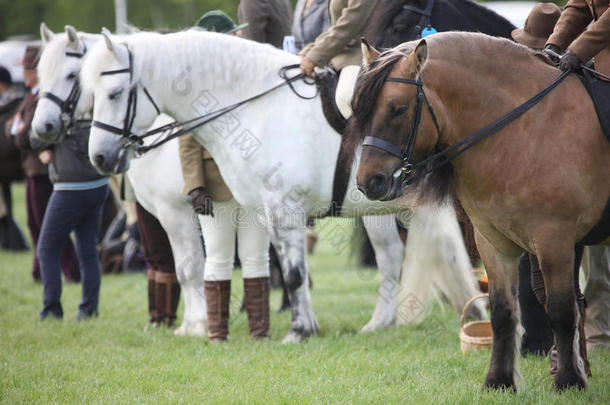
[335,65,361,120]
[199,198,270,281]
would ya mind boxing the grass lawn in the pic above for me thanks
[1,183,608,404]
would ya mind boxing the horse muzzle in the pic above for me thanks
[356,168,404,201]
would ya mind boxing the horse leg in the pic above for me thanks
[476,230,521,391]
[269,221,319,343]
[537,243,587,390]
[360,214,403,332]
[157,208,207,337]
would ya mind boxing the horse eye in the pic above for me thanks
[109,89,123,100]
[390,105,409,118]
[66,72,77,80]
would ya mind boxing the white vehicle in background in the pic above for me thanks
[0,36,38,85]
[482,1,538,28]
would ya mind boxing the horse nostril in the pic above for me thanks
[94,154,105,168]
[368,173,388,195]
[45,122,54,133]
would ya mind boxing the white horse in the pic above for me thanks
[81,30,485,343]
[31,25,411,337]
[32,25,207,337]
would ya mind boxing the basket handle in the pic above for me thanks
[460,293,489,326]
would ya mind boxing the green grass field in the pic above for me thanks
[1,183,608,404]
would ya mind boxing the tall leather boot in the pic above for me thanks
[205,280,231,343]
[155,271,180,327]
[147,268,159,325]
[244,277,270,339]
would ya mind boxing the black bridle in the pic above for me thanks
[362,57,571,185]
[40,45,88,132]
[91,44,161,149]
[91,43,317,154]
[363,74,440,177]
[402,0,435,39]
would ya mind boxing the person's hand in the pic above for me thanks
[559,50,581,72]
[543,44,561,64]
[38,150,53,164]
[188,187,213,216]
[299,56,316,78]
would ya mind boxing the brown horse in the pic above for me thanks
[350,32,610,391]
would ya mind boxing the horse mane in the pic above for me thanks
[82,29,298,97]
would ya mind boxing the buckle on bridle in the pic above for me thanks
[402,161,413,175]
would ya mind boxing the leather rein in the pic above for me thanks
[40,45,90,133]
[362,56,571,185]
[91,44,318,155]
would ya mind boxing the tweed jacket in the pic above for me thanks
[547,0,610,75]
[238,0,293,48]
[5,90,49,178]
[178,133,232,201]
[300,0,377,70]
[292,0,331,52]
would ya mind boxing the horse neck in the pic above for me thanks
[423,42,555,152]
[142,34,299,117]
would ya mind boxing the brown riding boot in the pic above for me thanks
[205,280,231,343]
[148,268,160,326]
[244,277,270,339]
[155,271,181,327]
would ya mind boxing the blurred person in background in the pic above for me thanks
[5,45,80,283]
[291,0,329,52]
[0,65,29,251]
[238,0,292,48]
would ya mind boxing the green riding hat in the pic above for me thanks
[196,10,249,34]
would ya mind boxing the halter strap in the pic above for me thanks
[92,44,160,142]
[40,44,87,133]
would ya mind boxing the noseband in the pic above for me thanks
[91,44,160,147]
[362,73,440,177]
[40,46,87,132]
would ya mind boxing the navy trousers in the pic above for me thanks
[38,185,109,319]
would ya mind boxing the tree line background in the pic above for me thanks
[0,0,567,41]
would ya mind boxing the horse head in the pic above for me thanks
[82,31,162,174]
[33,23,92,141]
[353,39,439,201]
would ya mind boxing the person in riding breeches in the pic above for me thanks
[545,0,610,75]
[178,11,271,342]
[299,0,377,119]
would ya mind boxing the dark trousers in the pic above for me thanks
[25,175,80,282]
[38,185,109,318]
[135,203,180,325]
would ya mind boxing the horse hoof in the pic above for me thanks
[187,321,207,337]
[554,370,587,391]
[361,316,394,333]
[173,323,188,336]
[281,331,304,344]
[483,376,516,392]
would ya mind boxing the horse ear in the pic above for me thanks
[361,37,380,67]
[65,25,78,45]
[40,22,54,45]
[414,39,428,72]
[101,28,118,58]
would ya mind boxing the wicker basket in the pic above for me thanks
[459,293,493,354]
